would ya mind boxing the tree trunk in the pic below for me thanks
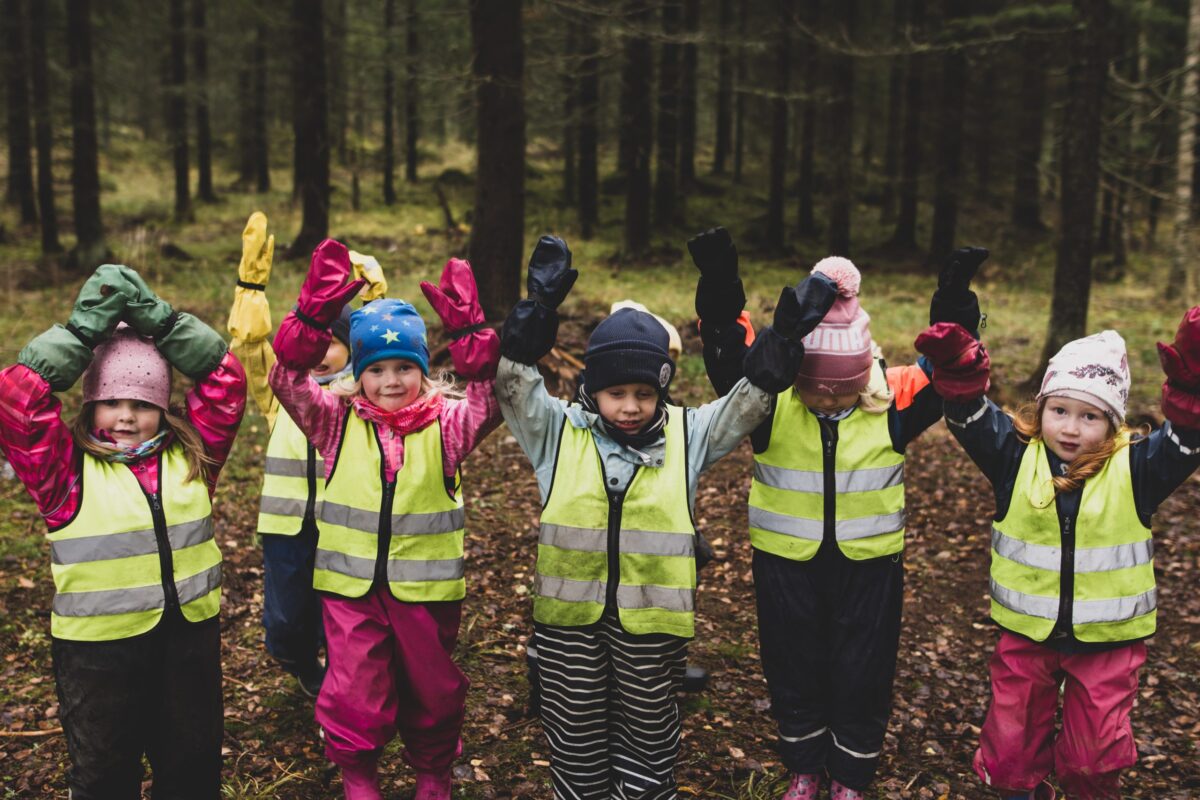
[929,0,966,265]
[623,0,654,254]
[66,0,107,270]
[192,0,216,203]
[827,0,855,256]
[288,0,329,259]
[654,1,681,226]
[1030,0,1111,388]
[236,58,254,186]
[678,0,699,191]
[578,17,599,239]
[4,0,37,225]
[891,0,923,250]
[1168,0,1200,301]
[328,0,347,165]
[796,0,818,238]
[404,0,419,182]
[973,59,995,194]
[166,0,191,222]
[468,0,524,320]
[562,18,578,208]
[733,0,748,184]
[1012,40,1046,230]
[1096,177,1114,252]
[29,0,60,253]
[880,0,905,224]
[765,0,791,251]
[254,22,270,192]
[382,0,396,205]
[712,0,732,175]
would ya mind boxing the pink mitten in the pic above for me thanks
[1159,306,1200,429]
[420,258,499,380]
[914,322,991,403]
[296,239,366,327]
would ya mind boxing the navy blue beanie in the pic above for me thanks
[583,308,676,394]
[330,304,353,350]
[350,299,430,379]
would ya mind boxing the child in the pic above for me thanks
[0,264,246,798]
[496,235,835,799]
[228,212,387,695]
[689,227,988,800]
[915,311,1200,800]
[267,239,500,800]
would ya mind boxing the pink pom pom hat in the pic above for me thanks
[82,323,172,410]
[792,256,875,396]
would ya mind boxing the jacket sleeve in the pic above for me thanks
[0,363,82,526]
[887,358,945,451]
[1129,421,1200,522]
[185,350,248,492]
[267,360,350,459]
[438,377,503,476]
[229,336,279,429]
[700,311,754,398]
[943,397,1027,513]
[495,356,568,501]
[685,377,774,473]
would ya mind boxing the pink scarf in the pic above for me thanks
[352,392,444,436]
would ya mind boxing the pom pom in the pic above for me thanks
[812,256,861,297]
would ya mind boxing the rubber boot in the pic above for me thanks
[781,773,820,799]
[340,760,383,800]
[414,769,452,800]
[830,779,865,800]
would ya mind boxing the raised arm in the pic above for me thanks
[689,227,753,398]
[227,211,280,426]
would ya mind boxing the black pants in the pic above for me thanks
[261,518,324,673]
[753,543,904,791]
[52,611,223,800]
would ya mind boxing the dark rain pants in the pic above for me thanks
[753,543,904,792]
[261,517,325,674]
[51,611,223,800]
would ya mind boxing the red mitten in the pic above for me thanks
[1158,306,1200,429]
[914,322,991,403]
[420,258,499,380]
[296,239,366,327]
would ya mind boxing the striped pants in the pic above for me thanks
[534,612,688,800]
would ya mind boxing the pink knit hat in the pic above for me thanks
[793,257,874,395]
[82,324,172,409]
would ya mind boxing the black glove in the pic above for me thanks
[743,327,806,394]
[687,227,739,283]
[773,273,838,342]
[527,235,577,309]
[930,246,988,333]
[501,300,559,365]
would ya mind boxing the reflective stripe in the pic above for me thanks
[616,584,694,613]
[52,563,221,617]
[264,456,324,478]
[51,518,214,565]
[322,501,465,535]
[315,549,375,579]
[748,507,824,541]
[388,558,464,583]
[259,496,310,518]
[835,510,906,541]
[535,574,606,605]
[539,523,607,552]
[990,578,1059,620]
[993,528,1154,574]
[830,731,881,760]
[754,462,903,494]
[779,726,828,744]
[1074,588,1157,624]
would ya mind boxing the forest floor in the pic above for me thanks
[0,151,1198,798]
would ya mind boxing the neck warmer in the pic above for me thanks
[352,392,444,436]
[813,405,856,422]
[314,363,353,386]
[89,429,173,464]
[575,384,669,450]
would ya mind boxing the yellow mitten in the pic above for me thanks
[228,211,275,343]
[349,250,389,302]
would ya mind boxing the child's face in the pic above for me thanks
[1040,396,1112,462]
[360,358,423,412]
[93,399,163,447]
[311,340,350,379]
[798,388,860,415]
[595,382,659,434]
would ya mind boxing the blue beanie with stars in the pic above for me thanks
[349,299,430,379]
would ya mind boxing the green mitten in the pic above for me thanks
[18,325,94,391]
[155,312,228,379]
[115,265,176,338]
[67,264,135,347]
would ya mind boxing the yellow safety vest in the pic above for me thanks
[990,437,1156,643]
[47,446,222,641]
[748,389,906,561]
[315,412,466,601]
[534,405,698,638]
[257,409,324,535]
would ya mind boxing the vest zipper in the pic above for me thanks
[304,442,317,522]
[605,489,626,611]
[1058,511,1075,631]
[820,420,839,545]
[145,490,181,611]
[376,478,396,586]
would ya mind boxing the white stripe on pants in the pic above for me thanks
[534,612,688,800]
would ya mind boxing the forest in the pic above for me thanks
[0,0,1198,798]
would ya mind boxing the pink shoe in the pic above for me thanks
[782,772,821,799]
[830,780,866,800]
[340,761,383,800]
[414,769,452,800]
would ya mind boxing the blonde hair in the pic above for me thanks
[857,346,894,415]
[1012,399,1146,495]
[70,402,214,484]
[333,368,465,403]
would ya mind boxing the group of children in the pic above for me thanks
[0,212,1197,800]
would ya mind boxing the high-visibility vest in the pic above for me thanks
[748,389,906,561]
[990,437,1156,643]
[314,412,466,601]
[46,446,222,642]
[534,405,697,638]
[257,409,324,535]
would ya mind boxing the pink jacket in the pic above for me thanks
[0,352,248,529]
